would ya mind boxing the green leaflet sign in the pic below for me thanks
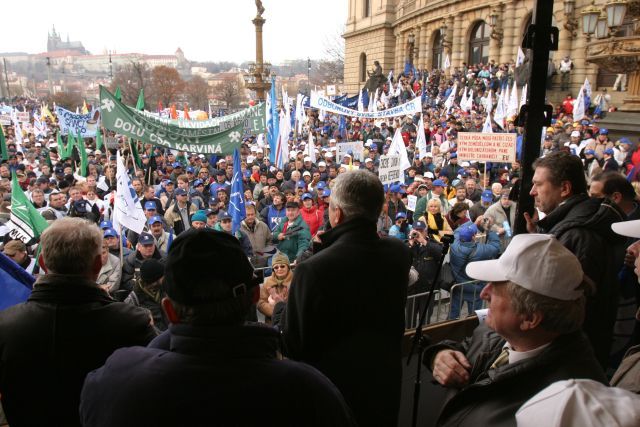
[131,103,266,136]
[100,86,245,155]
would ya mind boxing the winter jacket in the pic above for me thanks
[273,218,410,427]
[121,248,165,292]
[414,191,451,222]
[300,204,323,236]
[164,201,197,235]
[80,323,356,427]
[0,274,155,427]
[258,270,293,322]
[271,215,311,262]
[262,203,286,231]
[424,325,607,427]
[484,201,516,253]
[537,194,626,367]
[96,253,122,292]
[450,230,501,283]
[240,219,272,254]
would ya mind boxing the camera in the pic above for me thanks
[409,231,420,239]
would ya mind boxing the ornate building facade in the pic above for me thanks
[343,0,635,101]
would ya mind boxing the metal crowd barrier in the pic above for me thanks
[404,280,486,329]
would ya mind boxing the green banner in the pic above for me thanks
[130,102,266,136]
[100,86,244,155]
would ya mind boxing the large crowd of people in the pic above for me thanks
[1,57,639,426]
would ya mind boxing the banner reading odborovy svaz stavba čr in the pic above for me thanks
[310,92,422,119]
[54,106,100,137]
[99,86,243,155]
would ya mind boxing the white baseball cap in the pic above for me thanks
[465,234,584,300]
[303,156,312,162]
[318,161,326,167]
[425,172,435,179]
[516,379,640,427]
[612,219,640,238]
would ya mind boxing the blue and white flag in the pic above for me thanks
[229,148,246,235]
[266,75,279,163]
[113,151,147,234]
[0,251,34,311]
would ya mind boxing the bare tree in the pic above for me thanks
[52,90,83,110]
[316,24,345,84]
[149,66,184,107]
[218,79,242,109]
[184,75,210,110]
[110,61,151,106]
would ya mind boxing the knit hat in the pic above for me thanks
[272,251,290,267]
[140,258,165,284]
[191,210,207,223]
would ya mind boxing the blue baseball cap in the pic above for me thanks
[148,215,163,225]
[458,223,478,242]
[73,200,89,214]
[99,220,113,230]
[619,138,631,145]
[481,189,494,202]
[297,180,306,188]
[370,143,378,151]
[209,196,219,205]
[103,227,118,238]
[395,212,407,220]
[450,152,458,158]
[316,181,327,190]
[604,148,614,155]
[186,166,195,173]
[323,188,331,197]
[413,221,426,230]
[144,201,157,210]
[173,162,183,168]
[138,232,155,245]
[218,211,232,221]
[599,128,608,135]
[193,179,204,187]
[175,188,188,196]
[432,179,446,187]
[584,149,596,155]
[301,192,313,201]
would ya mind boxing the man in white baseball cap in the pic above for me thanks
[424,233,606,426]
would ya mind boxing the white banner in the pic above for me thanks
[378,155,402,185]
[336,141,364,164]
[457,132,517,163]
[310,93,421,119]
[113,151,147,234]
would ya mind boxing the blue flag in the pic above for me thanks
[362,88,370,109]
[338,116,347,139]
[268,76,279,163]
[404,61,411,76]
[0,251,34,310]
[229,148,246,235]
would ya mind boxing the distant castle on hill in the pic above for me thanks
[47,25,89,55]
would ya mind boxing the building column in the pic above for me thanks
[424,24,433,70]
[394,31,402,74]
[570,31,593,93]
[452,15,464,69]
[499,2,517,64]
[418,24,428,70]
[413,25,422,69]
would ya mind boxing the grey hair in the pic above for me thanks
[40,217,103,275]
[507,281,586,334]
[329,170,384,222]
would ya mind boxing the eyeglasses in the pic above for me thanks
[272,264,288,270]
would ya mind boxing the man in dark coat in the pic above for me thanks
[425,234,607,427]
[0,218,156,427]
[525,151,626,367]
[273,170,411,427]
[80,229,356,427]
[120,232,165,291]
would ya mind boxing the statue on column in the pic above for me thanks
[255,0,265,17]
[365,60,386,94]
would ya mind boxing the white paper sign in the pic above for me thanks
[378,155,402,185]
[407,195,418,211]
[336,141,364,164]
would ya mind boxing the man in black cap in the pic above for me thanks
[80,229,356,427]
[121,232,165,292]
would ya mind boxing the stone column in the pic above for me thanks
[418,23,428,70]
[424,24,433,70]
[499,2,517,64]
[414,26,422,69]
[570,31,591,94]
[395,31,402,75]
[452,15,464,69]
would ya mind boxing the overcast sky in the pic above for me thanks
[0,0,347,64]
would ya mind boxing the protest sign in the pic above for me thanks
[407,195,418,212]
[378,155,402,185]
[54,106,100,137]
[0,113,12,125]
[100,86,243,154]
[15,112,30,123]
[457,132,517,163]
[336,141,364,163]
[104,137,119,149]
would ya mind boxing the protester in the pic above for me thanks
[0,218,155,427]
[271,201,311,263]
[79,229,356,426]
[426,234,606,426]
[124,258,168,332]
[273,170,411,427]
[96,242,121,293]
[525,151,626,367]
[257,251,293,324]
[121,232,165,292]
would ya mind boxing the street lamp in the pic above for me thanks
[307,57,311,93]
[581,1,601,35]
[605,0,628,27]
[595,12,609,38]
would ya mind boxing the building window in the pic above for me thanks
[364,0,371,18]
[468,21,490,65]
[432,31,443,69]
[359,53,367,82]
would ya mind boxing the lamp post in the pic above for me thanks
[489,8,504,47]
[307,57,311,94]
[243,7,272,102]
[108,51,113,81]
[46,57,53,97]
[564,0,579,38]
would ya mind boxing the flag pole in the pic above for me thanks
[129,140,138,173]
[119,224,124,267]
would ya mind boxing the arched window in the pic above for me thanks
[468,21,490,65]
[359,53,367,82]
[432,31,443,69]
